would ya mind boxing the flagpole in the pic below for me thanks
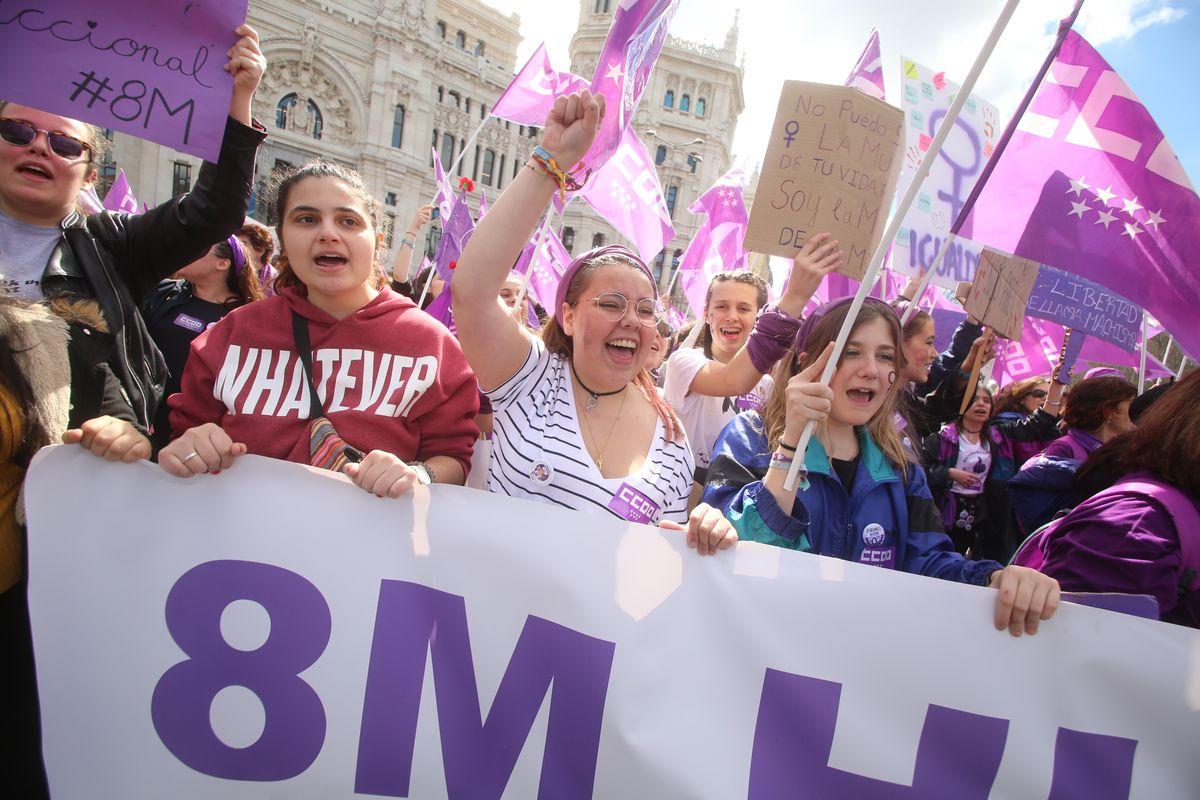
[1178,357,1190,380]
[784,0,1024,492]
[1138,311,1149,393]
[513,201,565,313]
[450,115,491,177]
[416,257,439,309]
[901,0,1085,326]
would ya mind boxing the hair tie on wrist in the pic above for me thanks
[777,440,798,453]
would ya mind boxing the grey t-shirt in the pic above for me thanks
[0,209,61,300]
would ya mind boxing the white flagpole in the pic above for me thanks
[784,0,1023,491]
[1177,356,1189,380]
[450,115,491,177]
[513,201,566,313]
[416,258,439,308]
[1138,311,1149,393]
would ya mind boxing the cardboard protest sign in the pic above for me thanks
[892,58,1002,288]
[1025,265,1141,353]
[0,0,247,161]
[964,247,1039,340]
[744,81,904,280]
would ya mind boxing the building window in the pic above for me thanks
[592,232,606,248]
[680,94,691,113]
[391,104,405,148]
[455,31,466,49]
[655,145,667,166]
[275,93,297,129]
[687,154,698,173]
[497,154,506,189]
[474,40,485,57]
[447,90,461,108]
[513,157,519,179]
[480,103,487,120]
[663,90,674,109]
[654,251,666,281]
[308,99,323,140]
[430,129,438,166]
[673,249,682,267]
[593,0,611,11]
[481,149,496,186]
[465,98,472,115]
[696,98,707,117]
[666,185,678,218]
[562,227,575,253]
[440,133,455,170]
[172,162,192,197]
[472,145,481,181]
[437,86,444,103]
[386,192,398,207]
[436,21,446,39]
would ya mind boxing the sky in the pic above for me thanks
[482,0,1200,183]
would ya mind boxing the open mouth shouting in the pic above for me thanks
[313,251,349,271]
[715,324,744,346]
[846,387,878,407]
[15,160,53,182]
[605,337,639,366]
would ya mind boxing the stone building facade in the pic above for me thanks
[99,0,743,288]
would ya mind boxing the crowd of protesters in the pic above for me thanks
[1,38,1197,796]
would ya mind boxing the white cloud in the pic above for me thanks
[482,0,1187,165]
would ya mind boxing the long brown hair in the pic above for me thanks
[1076,370,1200,497]
[541,252,684,441]
[994,376,1049,415]
[758,302,915,472]
[1060,376,1135,431]
[268,160,385,294]
[210,239,264,305]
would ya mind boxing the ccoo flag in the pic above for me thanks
[578,126,675,261]
[957,21,1200,360]
[678,170,749,317]
[103,169,140,214]
[492,43,589,127]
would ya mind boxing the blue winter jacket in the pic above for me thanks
[702,412,1002,585]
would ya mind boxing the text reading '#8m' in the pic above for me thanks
[68,70,195,145]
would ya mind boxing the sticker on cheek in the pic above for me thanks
[887,371,896,387]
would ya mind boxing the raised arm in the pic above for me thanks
[390,204,433,283]
[686,235,844,397]
[452,91,603,389]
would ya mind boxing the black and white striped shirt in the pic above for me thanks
[485,341,693,524]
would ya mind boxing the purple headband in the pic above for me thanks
[794,296,900,355]
[225,235,247,273]
[553,244,657,326]
[1083,367,1123,380]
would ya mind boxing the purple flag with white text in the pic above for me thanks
[957,29,1200,360]
[578,126,675,260]
[581,0,679,171]
[678,170,749,317]
[845,29,885,100]
[103,169,139,214]
[515,218,572,312]
[431,149,456,221]
[491,43,589,127]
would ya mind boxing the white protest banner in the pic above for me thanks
[26,447,1200,798]
[964,247,1040,340]
[892,58,1002,288]
[744,81,904,280]
[0,1,247,161]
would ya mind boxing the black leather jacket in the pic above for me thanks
[37,117,265,428]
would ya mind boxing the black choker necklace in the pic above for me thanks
[571,361,626,412]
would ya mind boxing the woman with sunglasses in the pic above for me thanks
[452,90,737,555]
[992,375,1065,467]
[0,24,266,436]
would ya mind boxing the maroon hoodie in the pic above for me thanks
[169,285,479,472]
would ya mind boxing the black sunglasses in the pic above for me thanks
[0,118,93,161]
[1029,389,1048,399]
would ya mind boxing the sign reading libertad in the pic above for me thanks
[745,81,904,280]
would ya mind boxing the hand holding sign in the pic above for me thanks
[964,248,1039,340]
[780,232,844,311]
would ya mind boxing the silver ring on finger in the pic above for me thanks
[181,451,200,464]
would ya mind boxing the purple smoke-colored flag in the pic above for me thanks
[957,28,1200,360]
[423,287,456,334]
[581,0,679,172]
[677,170,749,317]
[77,185,104,215]
[515,217,572,312]
[845,28,885,100]
[477,190,489,220]
[432,193,475,282]
[492,43,589,127]
[431,149,457,221]
[578,126,675,260]
[103,170,139,214]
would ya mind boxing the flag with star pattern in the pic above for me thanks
[678,169,749,317]
[581,0,680,171]
[957,29,1200,359]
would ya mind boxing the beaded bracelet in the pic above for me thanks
[529,145,587,202]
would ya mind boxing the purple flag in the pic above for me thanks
[77,185,104,215]
[677,170,749,317]
[491,43,589,127]
[844,29,885,100]
[431,149,456,221]
[103,169,139,214]
[580,0,679,172]
[0,1,247,161]
[578,126,674,260]
[432,193,475,282]
[515,218,571,313]
[957,28,1200,361]
[423,287,456,334]
[477,190,489,220]
[994,316,1169,385]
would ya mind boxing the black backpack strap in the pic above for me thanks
[290,310,325,420]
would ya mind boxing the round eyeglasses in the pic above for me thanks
[587,291,662,327]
